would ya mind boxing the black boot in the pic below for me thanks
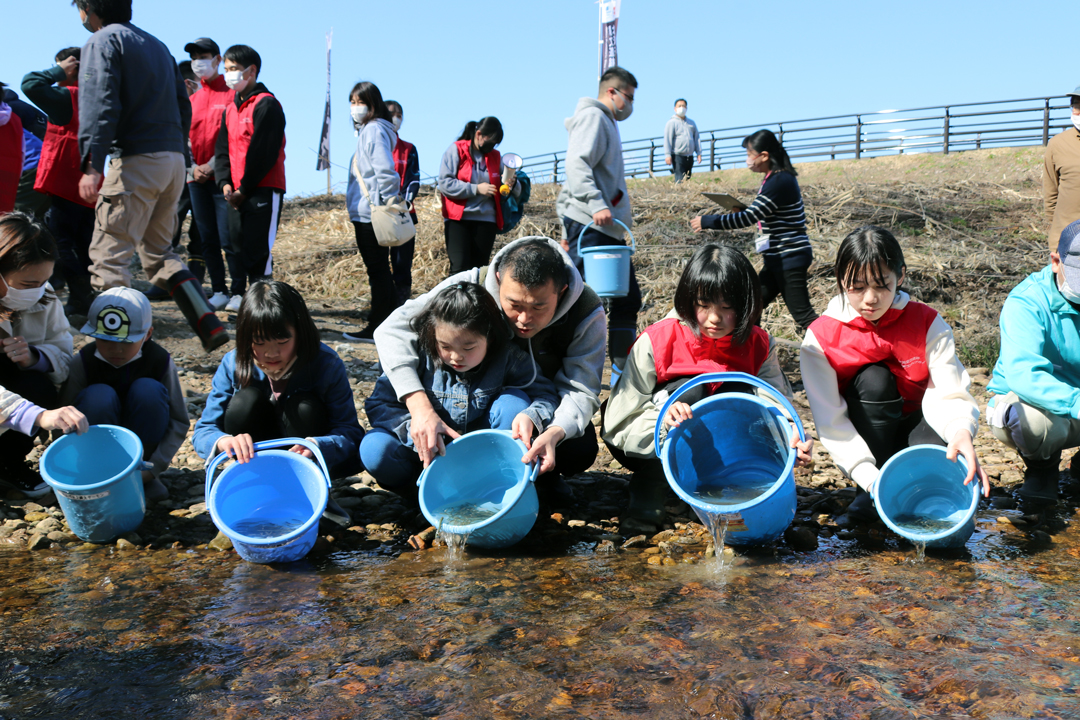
[63,273,95,317]
[1018,452,1061,504]
[167,270,230,353]
[836,487,879,527]
[625,463,668,530]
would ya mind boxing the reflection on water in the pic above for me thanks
[1,508,1080,718]
[231,515,310,539]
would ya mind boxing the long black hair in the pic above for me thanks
[456,117,503,147]
[743,129,797,176]
[348,81,392,122]
[673,243,762,344]
[411,283,507,368]
[0,213,59,320]
[234,280,321,387]
[834,225,906,294]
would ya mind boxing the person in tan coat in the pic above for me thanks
[1043,86,1080,251]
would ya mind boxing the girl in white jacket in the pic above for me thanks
[0,213,86,497]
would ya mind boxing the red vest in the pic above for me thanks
[644,318,771,393]
[34,87,98,207]
[392,138,415,193]
[441,139,503,229]
[189,75,233,168]
[809,300,939,413]
[0,111,23,213]
[225,92,286,191]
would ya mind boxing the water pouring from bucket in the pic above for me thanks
[656,372,805,547]
[576,218,635,298]
[205,437,331,563]
[500,153,523,196]
[418,430,539,551]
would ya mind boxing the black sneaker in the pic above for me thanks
[0,463,52,498]
[342,325,377,344]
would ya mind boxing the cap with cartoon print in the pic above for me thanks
[80,287,152,343]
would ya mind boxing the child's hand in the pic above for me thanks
[36,406,88,435]
[521,425,564,475]
[289,445,315,459]
[690,216,704,233]
[218,434,255,464]
[410,407,461,468]
[663,401,693,429]
[2,336,37,368]
[947,429,991,497]
[791,431,814,467]
[510,414,536,449]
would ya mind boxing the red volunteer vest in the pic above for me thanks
[189,75,233,168]
[440,139,503,229]
[0,111,23,213]
[392,138,415,193]
[225,92,286,191]
[34,87,98,207]
[809,300,939,413]
[644,319,771,393]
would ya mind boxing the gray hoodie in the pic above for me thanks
[373,236,607,439]
[345,118,399,223]
[555,97,632,241]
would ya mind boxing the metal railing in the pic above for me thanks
[518,96,1072,185]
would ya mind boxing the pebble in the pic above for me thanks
[784,526,819,552]
[27,533,51,551]
[115,538,136,550]
[208,532,233,551]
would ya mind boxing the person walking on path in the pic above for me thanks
[1043,86,1080,252]
[73,0,228,352]
[556,66,640,379]
[664,99,701,183]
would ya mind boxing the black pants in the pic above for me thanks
[761,260,818,331]
[354,221,401,327]
[545,427,599,481]
[235,188,282,293]
[0,358,57,464]
[390,237,415,302]
[672,155,694,183]
[224,386,327,441]
[444,219,497,275]
[845,363,945,467]
[563,216,642,371]
[45,195,95,282]
[172,183,205,281]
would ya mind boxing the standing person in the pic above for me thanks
[2,85,50,220]
[21,48,102,315]
[438,116,506,274]
[73,0,228,353]
[341,81,400,343]
[800,226,988,523]
[214,44,286,313]
[556,66,640,378]
[0,84,23,214]
[183,38,234,311]
[664,99,701,183]
[386,100,419,304]
[1043,86,1080,252]
[691,129,818,331]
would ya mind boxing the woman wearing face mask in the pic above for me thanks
[438,116,506,275]
[342,81,402,343]
[0,213,87,498]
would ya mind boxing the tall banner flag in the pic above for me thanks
[599,0,620,77]
[316,30,332,172]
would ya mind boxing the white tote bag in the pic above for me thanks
[352,153,414,247]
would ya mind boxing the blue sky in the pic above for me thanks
[3,0,1075,196]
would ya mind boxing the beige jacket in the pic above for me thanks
[1043,127,1080,251]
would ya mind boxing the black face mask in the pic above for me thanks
[477,142,495,155]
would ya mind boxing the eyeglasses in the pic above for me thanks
[614,87,635,104]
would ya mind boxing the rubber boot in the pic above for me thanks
[167,270,230,353]
[837,487,879,527]
[63,273,95,316]
[626,462,668,530]
[1018,452,1061,504]
[609,326,637,386]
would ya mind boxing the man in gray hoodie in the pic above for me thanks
[556,66,640,378]
[373,237,607,499]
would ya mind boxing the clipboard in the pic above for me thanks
[702,193,748,212]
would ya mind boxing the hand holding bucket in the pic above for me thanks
[576,218,635,298]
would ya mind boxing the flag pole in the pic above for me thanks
[326,29,332,195]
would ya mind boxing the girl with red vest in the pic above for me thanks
[437,117,505,275]
[602,244,813,529]
[800,226,989,523]
[0,86,23,215]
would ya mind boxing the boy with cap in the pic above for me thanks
[988,218,1080,505]
[61,287,189,501]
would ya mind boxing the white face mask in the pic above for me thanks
[1059,273,1080,304]
[224,68,250,92]
[191,58,217,79]
[0,276,46,312]
[675,106,686,117]
[392,115,402,131]
[1071,114,1080,133]
[350,105,369,125]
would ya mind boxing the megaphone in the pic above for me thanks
[500,153,523,196]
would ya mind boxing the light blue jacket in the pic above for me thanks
[345,118,400,223]
[988,265,1080,417]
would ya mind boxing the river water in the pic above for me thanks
[2,508,1078,719]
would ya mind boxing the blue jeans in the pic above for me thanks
[76,379,170,457]
[359,388,530,502]
[187,179,233,295]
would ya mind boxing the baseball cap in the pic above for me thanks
[81,287,152,343]
[184,37,220,56]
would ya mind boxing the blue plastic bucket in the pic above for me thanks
[577,218,635,298]
[418,430,539,549]
[873,445,980,550]
[206,438,330,563]
[39,424,146,543]
[657,372,805,546]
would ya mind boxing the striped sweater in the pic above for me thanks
[701,170,812,268]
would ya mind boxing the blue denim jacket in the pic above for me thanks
[365,342,557,445]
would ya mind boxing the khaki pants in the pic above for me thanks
[989,392,1080,461]
[90,152,187,291]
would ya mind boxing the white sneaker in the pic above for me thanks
[209,292,230,311]
[225,295,243,312]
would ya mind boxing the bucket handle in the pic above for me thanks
[576,218,635,258]
[653,371,806,453]
[415,431,538,486]
[205,437,332,498]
